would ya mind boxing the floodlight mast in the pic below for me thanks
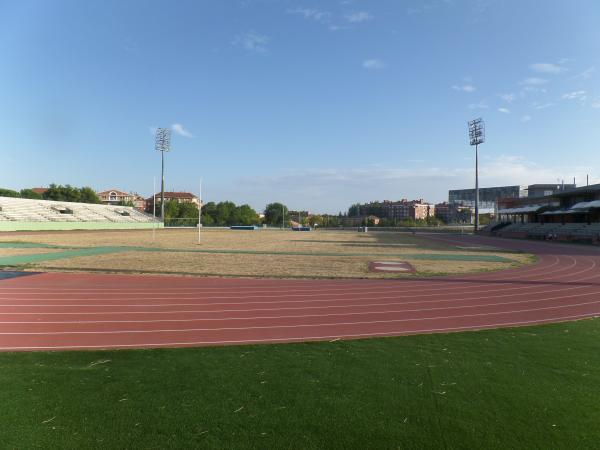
[155,128,172,221]
[468,118,485,232]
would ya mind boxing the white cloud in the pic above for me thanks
[407,0,453,15]
[520,115,532,122]
[530,62,566,74]
[561,90,587,101]
[233,31,269,53]
[468,100,488,110]
[522,86,547,94]
[533,102,555,110]
[519,77,548,86]
[497,107,510,114]
[592,100,600,109]
[499,93,515,103]
[328,24,348,31]
[574,67,595,79]
[227,156,594,212]
[362,59,385,70]
[345,11,373,23]
[287,8,331,22]
[452,84,476,93]
[171,123,193,138]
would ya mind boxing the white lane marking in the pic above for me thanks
[0,313,597,351]
[0,297,598,335]
[0,256,566,305]
[2,290,599,325]
[1,263,598,316]
[0,254,564,293]
[0,257,594,310]
[0,255,590,306]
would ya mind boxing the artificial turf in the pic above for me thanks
[2,319,599,449]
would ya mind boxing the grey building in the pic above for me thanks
[526,184,576,198]
[448,185,526,213]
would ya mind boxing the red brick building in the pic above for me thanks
[145,192,201,211]
[381,199,435,221]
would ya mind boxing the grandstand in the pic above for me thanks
[494,221,600,243]
[0,196,161,231]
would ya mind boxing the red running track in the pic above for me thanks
[0,234,599,352]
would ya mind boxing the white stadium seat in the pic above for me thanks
[0,196,159,224]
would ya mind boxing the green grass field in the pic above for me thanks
[2,319,599,449]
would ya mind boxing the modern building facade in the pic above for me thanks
[434,202,475,224]
[449,186,526,214]
[497,183,600,224]
[526,183,576,198]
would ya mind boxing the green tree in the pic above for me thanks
[19,189,43,199]
[309,214,323,227]
[41,184,100,204]
[216,201,236,225]
[264,203,288,227]
[426,216,444,226]
[348,203,361,216]
[0,188,21,198]
[233,204,258,226]
[202,202,218,226]
[44,184,78,202]
[79,187,101,204]
[164,200,180,220]
[201,212,214,226]
[178,202,199,218]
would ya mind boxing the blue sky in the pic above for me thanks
[1,0,599,213]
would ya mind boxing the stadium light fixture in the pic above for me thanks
[155,128,172,221]
[468,118,485,231]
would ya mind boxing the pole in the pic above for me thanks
[282,204,284,229]
[475,143,479,232]
[152,177,156,241]
[160,150,165,221]
[198,179,202,244]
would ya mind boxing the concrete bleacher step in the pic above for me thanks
[0,196,160,226]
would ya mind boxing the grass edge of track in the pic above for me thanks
[1,317,599,449]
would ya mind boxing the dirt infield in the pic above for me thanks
[0,229,532,277]
[0,234,598,351]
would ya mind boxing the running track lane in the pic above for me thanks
[0,235,599,351]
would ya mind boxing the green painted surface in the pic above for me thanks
[0,247,136,265]
[0,222,162,232]
[0,242,66,249]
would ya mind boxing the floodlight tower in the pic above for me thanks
[155,128,172,221]
[468,118,485,231]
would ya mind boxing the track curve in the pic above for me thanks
[1,234,599,351]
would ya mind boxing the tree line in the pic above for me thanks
[162,201,261,227]
[0,184,101,203]
[161,201,346,228]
